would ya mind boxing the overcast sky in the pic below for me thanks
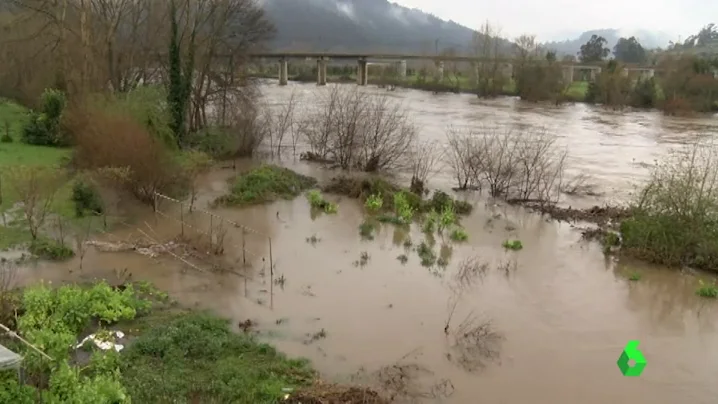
[391,0,715,41]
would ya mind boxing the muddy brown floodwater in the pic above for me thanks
[18,82,718,403]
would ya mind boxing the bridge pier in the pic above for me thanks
[562,65,574,83]
[589,67,601,82]
[278,58,288,86]
[357,59,368,86]
[398,60,407,80]
[436,61,444,82]
[316,58,327,86]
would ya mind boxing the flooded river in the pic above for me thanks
[19,82,718,403]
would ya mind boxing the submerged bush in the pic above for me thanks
[502,240,523,250]
[393,191,415,223]
[300,85,416,172]
[29,238,74,261]
[621,144,718,271]
[425,190,473,215]
[445,126,566,204]
[216,165,316,206]
[71,178,104,217]
[306,189,338,214]
[450,227,469,242]
[696,280,718,298]
[364,193,383,213]
[186,126,236,159]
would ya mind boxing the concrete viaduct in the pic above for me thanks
[249,51,658,86]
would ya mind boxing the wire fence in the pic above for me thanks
[152,192,277,305]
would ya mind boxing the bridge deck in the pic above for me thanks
[248,52,658,69]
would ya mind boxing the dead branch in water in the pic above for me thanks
[410,140,442,194]
[447,312,503,372]
[454,256,490,289]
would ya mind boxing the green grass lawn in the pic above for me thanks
[0,100,74,249]
[565,81,589,101]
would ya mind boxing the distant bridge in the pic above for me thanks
[246,51,659,86]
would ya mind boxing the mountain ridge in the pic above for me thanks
[261,0,513,55]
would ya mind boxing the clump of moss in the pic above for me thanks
[216,165,316,206]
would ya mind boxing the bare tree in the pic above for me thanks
[444,125,567,204]
[301,85,416,172]
[264,89,299,158]
[74,215,93,271]
[445,127,480,190]
[472,21,507,97]
[5,166,65,240]
[410,140,441,195]
[181,150,213,212]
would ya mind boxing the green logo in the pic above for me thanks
[617,340,647,376]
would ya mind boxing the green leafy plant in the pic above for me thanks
[502,239,523,251]
[696,280,718,298]
[417,241,437,267]
[215,165,316,206]
[423,209,438,233]
[364,193,383,213]
[29,238,74,261]
[22,88,67,146]
[438,205,456,233]
[449,227,468,242]
[305,189,338,214]
[393,191,415,224]
[627,272,641,281]
[71,179,104,217]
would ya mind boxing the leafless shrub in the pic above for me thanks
[444,125,567,205]
[75,216,93,271]
[226,95,269,160]
[497,259,518,276]
[366,348,454,401]
[263,89,299,158]
[300,85,416,172]
[410,140,441,194]
[447,313,503,372]
[211,219,227,256]
[4,165,65,240]
[445,127,480,190]
[0,260,18,325]
[453,256,490,289]
[0,260,17,293]
[561,172,599,196]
